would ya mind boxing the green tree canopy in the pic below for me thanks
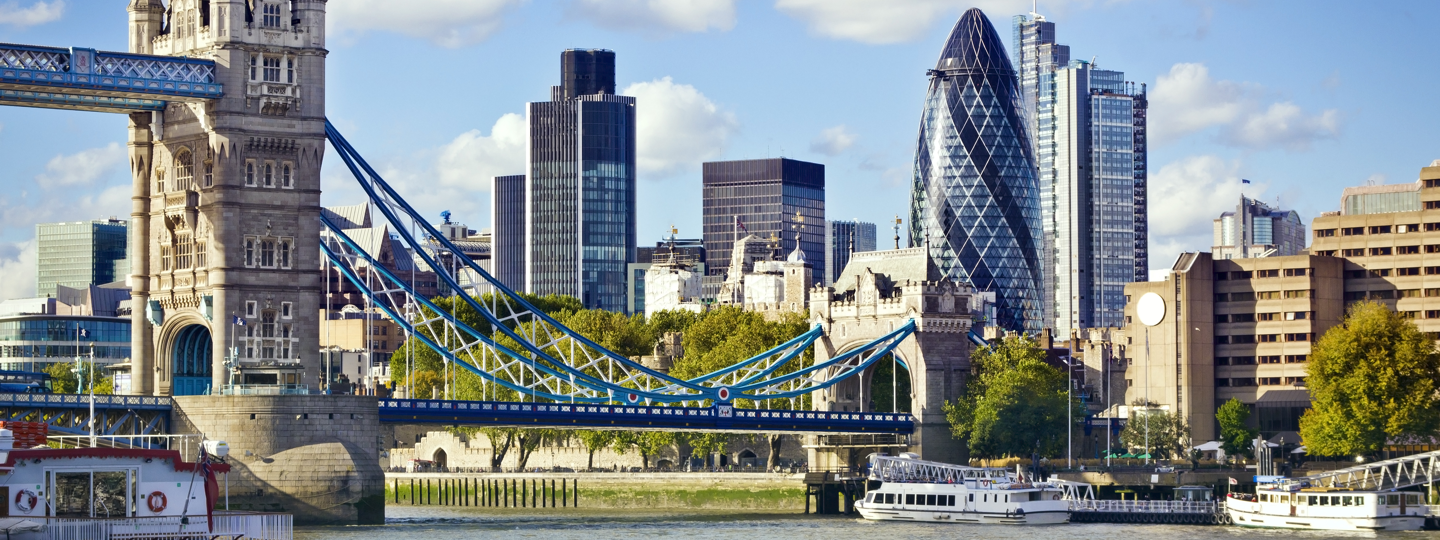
[1216,398,1258,459]
[45,361,112,395]
[1119,407,1189,459]
[1300,301,1440,457]
[943,334,1076,458]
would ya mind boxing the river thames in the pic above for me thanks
[295,507,1436,538]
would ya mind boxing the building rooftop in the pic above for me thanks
[829,247,943,293]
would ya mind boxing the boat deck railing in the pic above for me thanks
[1069,499,1220,514]
[40,511,292,540]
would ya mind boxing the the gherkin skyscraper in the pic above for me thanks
[910,8,1043,332]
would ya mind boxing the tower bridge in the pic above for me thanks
[0,0,978,524]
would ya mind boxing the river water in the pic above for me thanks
[295,506,1439,539]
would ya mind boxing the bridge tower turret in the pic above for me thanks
[128,0,327,396]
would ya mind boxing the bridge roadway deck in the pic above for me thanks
[378,398,915,434]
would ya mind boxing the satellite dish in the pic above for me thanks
[1137,292,1165,327]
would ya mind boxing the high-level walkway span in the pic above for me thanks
[0,42,221,112]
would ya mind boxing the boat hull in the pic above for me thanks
[1227,500,1424,531]
[857,503,1069,525]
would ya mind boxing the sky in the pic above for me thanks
[0,0,1437,299]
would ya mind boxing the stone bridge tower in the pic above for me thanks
[808,247,975,466]
[127,0,326,395]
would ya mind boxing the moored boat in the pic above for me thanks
[856,453,1069,525]
[1226,484,1426,531]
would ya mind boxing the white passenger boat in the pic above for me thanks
[856,453,1069,525]
[1226,485,1426,531]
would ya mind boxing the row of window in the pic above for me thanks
[159,148,213,193]
[1215,268,1310,280]
[1344,290,1440,302]
[159,232,206,271]
[1217,355,1307,365]
[1317,223,1434,238]
[1216,333,1313,344]
[1215,312,1310,323]
[248,54,294,83]
[1215,290,1311,302]
[244,161,295,189]
[866,492,958,507]
[1257,492,1419,507]
[1216,377,1305,387]
[243,236,294,269]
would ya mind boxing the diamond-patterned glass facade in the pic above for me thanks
[910,9,1043,332]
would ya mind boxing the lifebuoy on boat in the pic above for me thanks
[147,491,168,513]
[13,489,36,514]
[1053,494,1061,500]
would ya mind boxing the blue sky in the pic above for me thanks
[0,0,1437,297]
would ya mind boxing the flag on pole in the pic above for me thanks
[1229,477,1239,485]
[233,315,246,326]
[78,328,88,338]
[1241,179,1252,184]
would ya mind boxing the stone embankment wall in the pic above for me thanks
[385,472,807,511]
[171,395,385,525]
[387,429,805,472]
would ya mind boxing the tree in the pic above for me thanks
[1301,301,1440,457]
[683,432,730,469]
[944,334,1075,458]
[45,361,112,395]
[1120,407,1190,459]
[478,427,518,470]
[1217,398,1258,460]
[513,429,559,470]
[573,430,615,470]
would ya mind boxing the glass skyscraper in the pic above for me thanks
[824,220,876,285]
[1015,13,1149,336]
[701,158,825,298]
[525,49,636,312]
[490,174,526,291]
[910,8,1044,332]
[36,219,129,298]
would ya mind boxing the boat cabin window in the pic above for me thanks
[1385,495,1398,506]
[905,494,915,505]
[968,494,974,502]
[1343,496,1352,506]
[886,493,895,504]
[1407,494,1420,505]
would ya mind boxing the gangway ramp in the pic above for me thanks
[1283,449,1440,492]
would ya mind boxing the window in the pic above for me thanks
[245,161,256,186]
[195,236,206,268]
[261,311,276,338]
[263,3,281,28]
[1285,333,1312,342]
[1255,334,1277,343]
[1287,376,1307,386]
[1314,229,1336,238]
[1344,270,1366,279]
[203,159,213,188]
[1231,356,1256,365]
[1429,310,1440,319]
[1370,247,1393,256]
[1232,313,1255,323]
[1214,272,1230,281]
[1215,293,1229,303]
[263,56,280,82]
[261,239,276,267]
[159,244,171,271]
[1256,269,1279,278]
[281,302,292,319]
[279,239,292,268]
[1401,311,1420,319]
[1259,355,1282,364]
[1284,268,1309,277]
[1371,290,1395,300]
[1429,289,1440,298]
[1429,180,1440,189]
[244,237,255,267]
[174,149,193,192]
[1216,378,1231,387]
[1256,291,1280,300]
[1216,357,1230,365]
[1344,291,1367,301]
[286,58,295,83]
[1426,201,1440,210]
[1341,227,1365,236]
[1427,267,1440,275]
[174,232,192,269]
[1399,245,1421,255]
[1232,292,1256,301]
[1369,225,1392,235]
[1342,249,1364,257]
[1232,271,1253,279]
[1234,334,1259,344]
[1285,354,1308,363]
[1232,378,1257,387]
[1284,290,1311,298]
[245,301,257,318]
[1402,289,1422,298]
[1215,314,1230,323]
[1317,250,1337,257]
[1259,377,1283,386]
[282,163,293,188]
[1215,336,1230,345]
[1257,312,1278,321]
[264,162,274,187]
[1285,311,1310,320]
[1398,267,1422,276]
[249,55,257,80]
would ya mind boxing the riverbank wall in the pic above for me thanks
[384,472,807,511]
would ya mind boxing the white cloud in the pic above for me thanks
[569,0,735,35]
[435,114,526,189]
[327,0,524,48]
[1149,63,1341,150]
[0,0,63,28]
[622,77,738,178]
[774,0,1038,44]
[36,142,124,187]
[1147,155,1259,270]
[0,240,37,301]
[810,125,856,156]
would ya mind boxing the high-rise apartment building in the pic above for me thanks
[1014,13,1148,336]
[35,219,129,298]
[490,174,526,291]
[911,8,1044,332]
[525,49,636,312]
[824,220,877,285]
[1212,195,1306,260]
[701,158,825,298]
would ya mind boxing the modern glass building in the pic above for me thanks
[701,158,825,298]
[36,219,129,298]
[1212,195,1305,259]
[490,174,526,291]
[525,49,637,312]
[0,315,130,372]
[1015,13,1149,336]
[910,8,1044,332]
[824,220,877,285]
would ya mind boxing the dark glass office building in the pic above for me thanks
[825,220,877,285]
[36,219,129,298]
[490,174,526,291]
[526,49,637,312]
[910,9,1044,332]
[702,158,825,295]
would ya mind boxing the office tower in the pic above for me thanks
[491,174,526,291]
[824,220,877,285]
[1015,12,1149,335]
[35,219,129,298]
[910,8,1044,332]
[525,49,637,312]
[701,158,825,298]
[1213,195,1306,260]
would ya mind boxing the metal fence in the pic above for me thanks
[42,512,291,540]
[1070,499,1220,514]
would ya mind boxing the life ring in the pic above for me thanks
[146,491,168,513]
[1053,494,1061,500]
[13,489,36,514]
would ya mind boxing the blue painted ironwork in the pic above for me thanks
[0,42,222,113]
[171,324,212,396]
[0,393,172,440]
[378,398,915,434]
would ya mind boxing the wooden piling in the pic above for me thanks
[551,479,556,508]
[562,479,567,507]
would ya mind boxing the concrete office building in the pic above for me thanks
[490,174,526,291]
[1213,195,1306,260]
[36,219,129,298]
[824,220,876,286]
[525,49,637,312]
[702,158,825,299]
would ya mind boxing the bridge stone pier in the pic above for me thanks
[807,248,976,467]
[127,0,326,396]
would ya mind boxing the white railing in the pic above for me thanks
[1070,499,1219,514]
[43,512,291,540]
[1286,449,1440,492]
[868,454,1011,484]
[46,434,203,456]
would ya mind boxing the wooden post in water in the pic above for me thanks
[562,479,567,507]
[393,479,398,504]
[574,479,579,507]
[410,479,415,505]
[551,479,556,508]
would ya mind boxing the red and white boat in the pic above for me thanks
[0,430,292,539]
